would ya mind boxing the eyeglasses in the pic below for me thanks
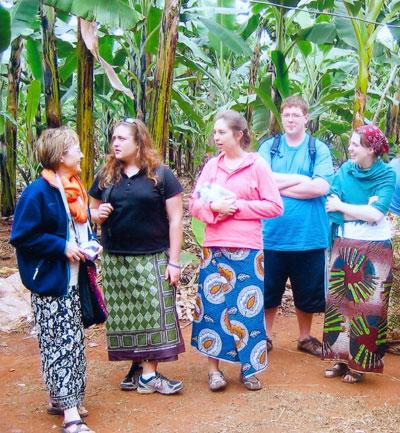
[281,113,304,119]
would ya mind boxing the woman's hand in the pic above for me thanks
[165,263,181,286]
[65,242,86,263]
[368,195,378,205]
[210,197,238,217]
[97,203,113,223]
[325,194,343,213]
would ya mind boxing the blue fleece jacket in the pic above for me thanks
[11,177,71,296]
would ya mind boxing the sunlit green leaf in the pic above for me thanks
[0,5,11,54]
[44,0,144,30]
[298,22,336,44]
[11,0,40,41]
[199,17,252,56]
[191,217,205,246]
[271,50,290,99]
[26,80,41,129]
[25,37,43,81]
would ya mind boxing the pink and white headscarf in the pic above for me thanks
[355,124,389,156]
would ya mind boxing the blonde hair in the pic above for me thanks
[99,119,161,188]
[35,127,80,170]
[280,96,309,115]
[214,110,251,149]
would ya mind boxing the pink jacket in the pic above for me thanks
[190,152,283,249]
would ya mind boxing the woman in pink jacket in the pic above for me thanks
[190,110,283,391]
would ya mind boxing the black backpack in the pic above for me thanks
[261,134,317,176]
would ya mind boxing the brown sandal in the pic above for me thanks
[48,403,88,418]
[324,363,348,378]
[61,419,94,433]
[297,336,322,357]
[342,370,363,384]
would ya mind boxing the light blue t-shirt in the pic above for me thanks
[258,134,334,251]
[389,157,400,216]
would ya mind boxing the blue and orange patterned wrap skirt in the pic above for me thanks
[322,237,393,374]
[191,247,267,378]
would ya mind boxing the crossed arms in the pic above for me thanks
[273,173,330,199]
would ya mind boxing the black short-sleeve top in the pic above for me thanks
[89,167,183,255]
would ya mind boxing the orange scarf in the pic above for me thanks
[42,169,88,223]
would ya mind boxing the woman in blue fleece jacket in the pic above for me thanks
[11,128,97,433]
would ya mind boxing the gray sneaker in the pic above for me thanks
[120,363,143,391]
[208,370,227,391]
[137,372,183,395]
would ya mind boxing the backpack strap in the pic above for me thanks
[308,135,317,176]
[270,134,282,168]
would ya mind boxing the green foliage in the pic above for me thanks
[298,22,337,44]
[11,0,40,41]
[271,50,290,99]
[0,5,11,55]
[43,0,144,30]
[26,80,41,130]
[191,217,205,246]
[199,17,252,56]
[25,37,43,81]
[1,0,400,205]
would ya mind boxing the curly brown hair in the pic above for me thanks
[98,119,161,189]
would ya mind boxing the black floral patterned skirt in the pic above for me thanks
[31,285,86,409]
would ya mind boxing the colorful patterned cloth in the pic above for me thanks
[102,252,185,362]
[322,237,392,373]
[388,212,400,344]
[191,247,267,378]
[31,285,86,409]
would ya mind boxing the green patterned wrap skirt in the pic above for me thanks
[102,251,185,362]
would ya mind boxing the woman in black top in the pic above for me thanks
[89,118,184,395]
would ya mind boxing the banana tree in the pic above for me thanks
[77,18,94,188]
[336,0,400,127]
[1,37,22,217]
[41,2,62,127]
[148,0,182,160]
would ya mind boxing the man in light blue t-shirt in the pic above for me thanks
[258,96,334,356]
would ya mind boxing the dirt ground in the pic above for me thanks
[1,314,400,433]
[2,207,400,433]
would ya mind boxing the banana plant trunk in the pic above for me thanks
[268,9,284,135]
[268,74,282,135]
[246,27,262,127]
[0,37,22,217]
[352,56,369,129]
[345,0,383,129]
[386,86,400,149]
[76,18,94,189]
[148,0,181,161]
[41,3,61,128]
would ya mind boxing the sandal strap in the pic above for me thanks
[63,420,86,429]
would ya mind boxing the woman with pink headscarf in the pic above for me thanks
[322,125,395,383]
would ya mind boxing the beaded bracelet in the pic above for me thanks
[168,262,181,269]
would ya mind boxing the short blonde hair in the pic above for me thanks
[280,96,308,115]
[35,127,80,170]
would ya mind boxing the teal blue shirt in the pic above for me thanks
[258,134,334,251]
